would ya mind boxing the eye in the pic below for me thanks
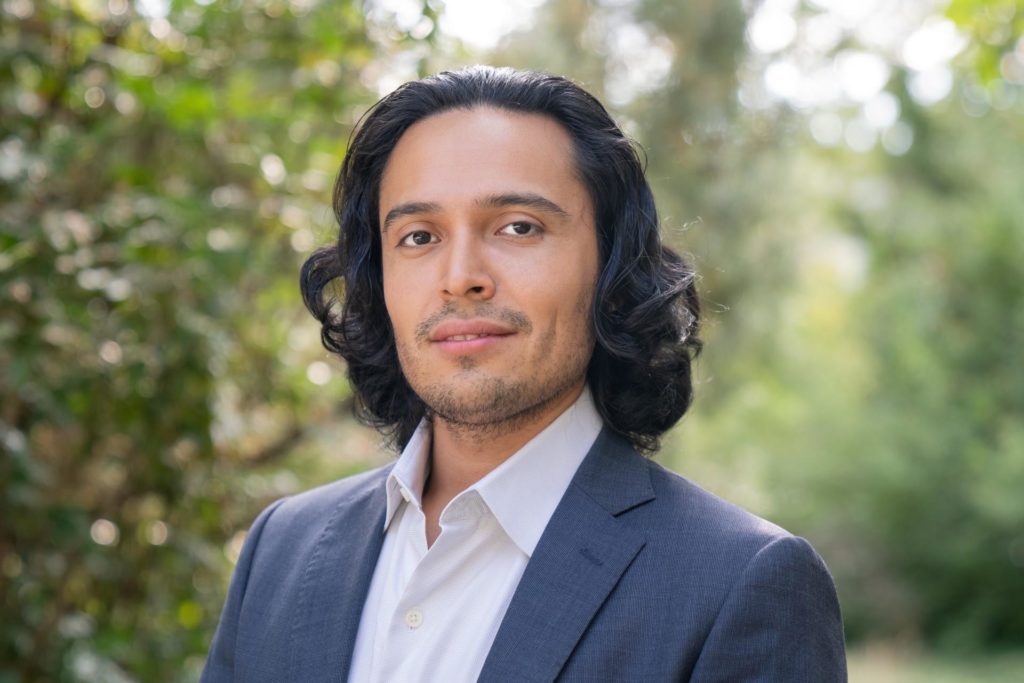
[398,230,437,247]
[498,221,541,237]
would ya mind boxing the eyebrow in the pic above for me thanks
[476,192,570,219]
[381,201,441,233]
[380,192,570,232]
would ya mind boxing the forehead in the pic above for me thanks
[378,106,588,218]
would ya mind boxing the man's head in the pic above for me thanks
[302,66,700,453]
[378,106,599,437]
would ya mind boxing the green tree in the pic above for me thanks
[0,0,398,678]
[688,0,1024,649]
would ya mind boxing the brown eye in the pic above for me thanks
[499,221,541,237]
[400,230,436,246]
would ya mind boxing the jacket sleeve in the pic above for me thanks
[688,535,847,682]
[199,498,287,683]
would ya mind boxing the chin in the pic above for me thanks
[418,377,524,424]
[415,369,584,431]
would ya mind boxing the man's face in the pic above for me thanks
[379,106,600,429]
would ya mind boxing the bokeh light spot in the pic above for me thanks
[147,521,169,546]
[90,519,120,546]
[306,360,332,386]
[225,530,247,565]
[99,340,123,365]
[260,154,287,185]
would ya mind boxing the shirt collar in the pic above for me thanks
[474,387,603,557]
[384,419,431,529]
[383,387,603,557]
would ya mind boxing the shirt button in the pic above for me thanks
[404,608,423,629]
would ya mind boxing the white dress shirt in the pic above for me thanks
[347,388,603,683]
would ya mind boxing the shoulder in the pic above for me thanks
[274,463,391,521]
[576,428,824,580]
[629,455,833,593]
[644,457,789,544]
[243,463,391,556]
[565,437,845,676]
[640,460,848,679]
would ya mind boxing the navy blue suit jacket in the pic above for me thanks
[202,428,847,681]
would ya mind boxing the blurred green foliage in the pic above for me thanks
[1,0,378,679]
[1,0,1022,680]
[849,646,1024,682]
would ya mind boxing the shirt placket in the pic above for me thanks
[376,492,486,681]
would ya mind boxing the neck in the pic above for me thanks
[425,381,585,502]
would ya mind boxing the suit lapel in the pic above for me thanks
[288,469,389,682]
[478,429,655,682]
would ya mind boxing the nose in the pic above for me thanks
[441,232,495,301]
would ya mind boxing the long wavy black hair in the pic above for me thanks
[301,66,701,454]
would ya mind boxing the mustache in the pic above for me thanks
[415,303,532,342]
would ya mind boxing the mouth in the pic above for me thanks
[427,319,518,354]
[443,333,497,342]
[433,333,512,355]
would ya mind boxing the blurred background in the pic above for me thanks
[2,0,1023,680]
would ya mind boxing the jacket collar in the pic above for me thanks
[571,425,657,516]
[478,427,656,682]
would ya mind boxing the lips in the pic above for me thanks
[445,333,493,341]
[428,319,517,343]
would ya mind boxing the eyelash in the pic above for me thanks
[398,230,436,247]
[397,221,542,247]
[498,221,542,237]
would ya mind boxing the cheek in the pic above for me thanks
[382,267,414,340]
[529,267,597,342]
[551,251,598,309]
[386,302,416,348]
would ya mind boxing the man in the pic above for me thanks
[202,66,846,681]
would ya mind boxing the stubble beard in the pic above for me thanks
[395,299,595,441]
